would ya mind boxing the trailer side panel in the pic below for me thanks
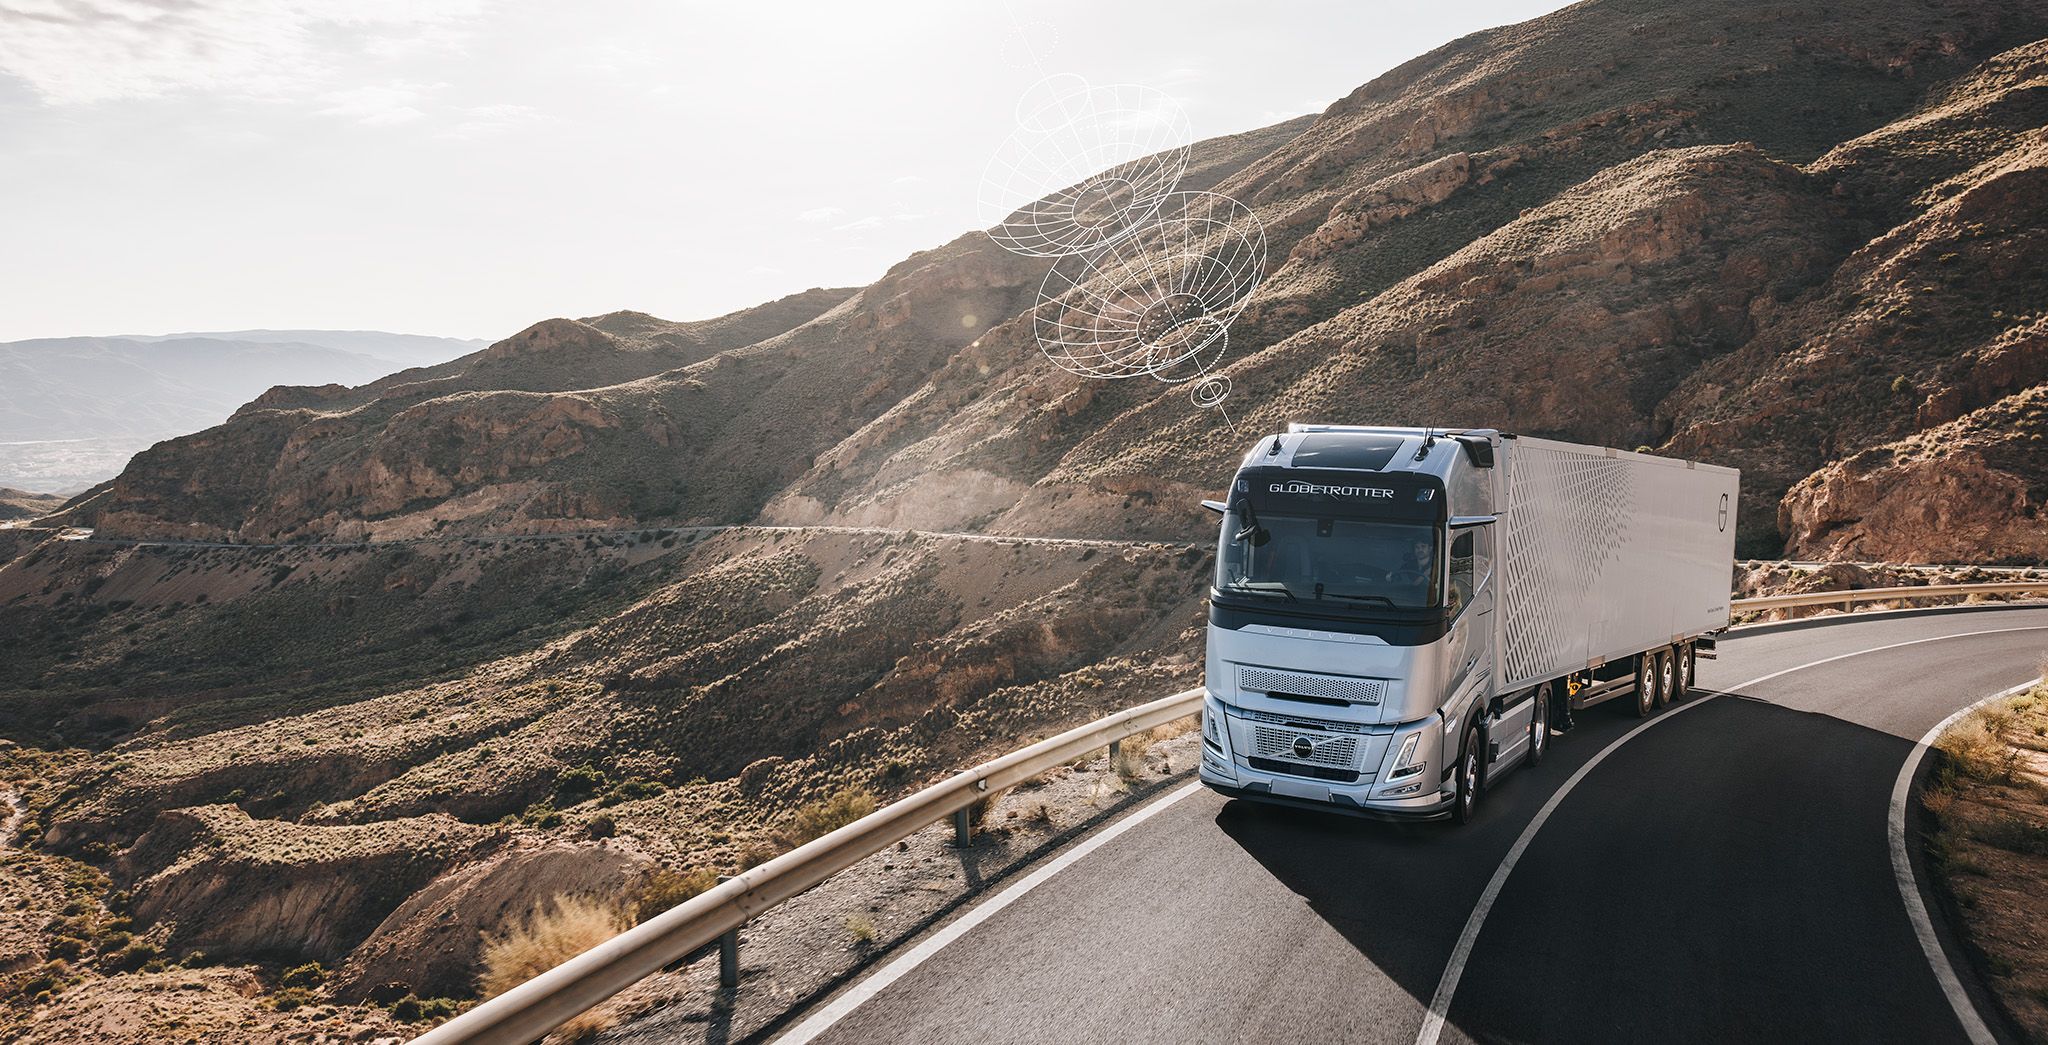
[1497,437,1737,692]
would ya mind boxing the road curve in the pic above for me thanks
[776,606,2048,1045]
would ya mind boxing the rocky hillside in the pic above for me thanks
[49,0,2044,563]
[0,489,63,521]
[1,525,1207,1019]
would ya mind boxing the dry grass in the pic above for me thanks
[633,867,718,924]
[1111,732,1153,782]
[843,914,877,945]
[1924,672,2048,1040]
[479,895,628,1000]
[965,786,1011,837]
[1149,714,1199,743]
[777,788,877,847]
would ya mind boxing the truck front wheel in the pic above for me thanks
[1528,683,1552,766]
[1453,723,1485,824]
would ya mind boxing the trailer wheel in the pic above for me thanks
[1453,723,1484,825]
[1653,647,1676,709]
[1633,654,1656,718]
[1528,683,1552,766]
[1679,642,1696,695]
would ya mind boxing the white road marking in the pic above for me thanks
[1889,676,2042,1045]
[1415,625,2048,1045]
[775,781,1206,1045]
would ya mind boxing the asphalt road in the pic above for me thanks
[779,605,2048,1045]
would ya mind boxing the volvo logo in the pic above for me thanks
[1292,736,1315,758]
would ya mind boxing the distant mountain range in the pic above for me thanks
[0,330,487,494]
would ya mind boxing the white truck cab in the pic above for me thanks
[1197,424,1737,823]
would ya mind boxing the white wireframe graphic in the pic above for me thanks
[978,78,1191,258]
[976,44,1268,427]
[1032,192,1266,386]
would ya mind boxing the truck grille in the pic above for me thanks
[1250,725,1359,769]
[1234,707,1369,735]
[1238,667,1385,705]
[1247,757,1359,783]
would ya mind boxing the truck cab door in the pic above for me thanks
[1443,527,1494,719]
[1447,526,1520,766]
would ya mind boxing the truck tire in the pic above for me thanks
[1653,647,1676,709]
[1632,653,1656,718]
[1453,722,1484,824]
[1528,682,1552,766]
[1679,642,1696,695]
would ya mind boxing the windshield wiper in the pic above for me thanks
[1224,580,1298,602]
[1314,589,1398,608]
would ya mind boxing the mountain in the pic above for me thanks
[0,332,484,494]
[56,0,2048,563]
[0,488,64,521]
[5,0,2048,1038]
[119,330,489,374]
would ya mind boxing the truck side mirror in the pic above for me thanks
[1200,499,1227,514]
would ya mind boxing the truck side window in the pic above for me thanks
[1449,530,1475,618]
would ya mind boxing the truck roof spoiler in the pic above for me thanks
[1451,434,1494,468]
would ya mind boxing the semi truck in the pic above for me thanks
[1196,424,1739,823]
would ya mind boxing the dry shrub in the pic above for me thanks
[1149,713,1199,743]
[1922,787,1957,819]
[735,837,780,870]
[479,895,627,999]
[633,867,717,924]
[965,786,1011,836]
[778,788,877,847]
[1938,717,2011,783]
[1112,732,1153,782]
[843,914,877,945]
[1980,707,2016,740]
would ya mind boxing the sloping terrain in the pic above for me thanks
[5,0,2048,1038]
[55,0,2042,559]
[2,525,1207,1018]
[0,489,63,521]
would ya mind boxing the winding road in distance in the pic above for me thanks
[775,605,2048,1045]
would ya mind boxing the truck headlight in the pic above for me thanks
[1389,733,1425,779]
[1202,697,1230,756]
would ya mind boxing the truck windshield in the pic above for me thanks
[1215,508,1441,611]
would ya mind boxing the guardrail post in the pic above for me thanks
[719,927,739,989]
[952,807,971,847]
[1108,738,1121,763]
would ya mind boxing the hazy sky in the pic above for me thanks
[0,0,1575,342]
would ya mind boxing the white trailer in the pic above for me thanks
[1196,425,1738,823]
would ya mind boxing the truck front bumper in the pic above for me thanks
[1198,764,1457,821]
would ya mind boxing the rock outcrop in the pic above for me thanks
[1780,384,2048,562]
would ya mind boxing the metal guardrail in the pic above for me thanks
[414,578,2048,1044]
[1732,580,2048,613]
[412,687,1204,1045]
